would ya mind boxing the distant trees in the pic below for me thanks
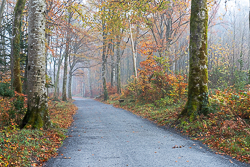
[0,0,249,112]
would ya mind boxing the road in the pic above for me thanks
[45,98,248,167]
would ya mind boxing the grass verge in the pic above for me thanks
[0,99,77,167]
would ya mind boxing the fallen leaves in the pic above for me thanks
[172,145,185,149]
[0,99,77,166]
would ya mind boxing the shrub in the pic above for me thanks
[0,82,14,97]
[124,56,187,105]
[209,88,250,119]
[0,92,27,127]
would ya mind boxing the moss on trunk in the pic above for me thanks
[181,0,208,119]
[22,0,50,129]
[21,93,50,129]
[12,0,26,93]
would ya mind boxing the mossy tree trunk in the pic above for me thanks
[21,0,50,129]
[0,0,6,25]
[181,0,208,119]
[11,0,26,93]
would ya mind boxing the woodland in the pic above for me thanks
[0,0,250,166]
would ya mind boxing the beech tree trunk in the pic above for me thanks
[129,23,137,78]
[62,13,72,101]
[110,40,115,87]
[116,37,121,94]
[249,0,250,83]
[68,70,72,99]
[11,0,26,93]
[181,0,208,118]
[54,43,63,99]
[101,8,108,101]
[22,0,50,129]
[102,31,108,101]
[88,68,93,97]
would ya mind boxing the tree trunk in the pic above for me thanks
[181,0,208,118]
[110,40,115,87]
[116,37,121,94]
[68,70,72,99]
[102,31,108,101]
[0,0,6,25]
[54,43,63,99]
[129,23,137,78]
[22,0,50,129]
[89,68,93,97]
[102,10,108,100]
[62,13,72,101]
[249,0,250,84]
[11,0,26,93]
[23,54,28,94]
[45,33,50,96]
[54,55,62,99]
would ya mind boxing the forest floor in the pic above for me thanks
[98,91,250,165]
[45,98,247,167]
[0,96,77,167]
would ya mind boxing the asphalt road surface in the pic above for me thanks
[45,98,248,167]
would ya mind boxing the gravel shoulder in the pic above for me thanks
[45,98,248,167]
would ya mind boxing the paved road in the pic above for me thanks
[45,98,248,167]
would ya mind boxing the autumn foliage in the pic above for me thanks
[124,55,187,104]
[104,55,250,164]
[0,95,77,166]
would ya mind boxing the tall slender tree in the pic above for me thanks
[11,0,26,93]
[181,0,209,119]
[22,0,50,129]
[249,0,250,83]
[0,0,6,25]
[62,11,72,101]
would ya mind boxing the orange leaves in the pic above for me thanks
[210,88,250,119]
[124,55,187,104]
[0,99,77,166]
[48,100,77,129]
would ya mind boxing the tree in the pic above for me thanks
[22,0,50,129]
[0,0,6,25]
[181,0,209,119]
[62,11,72,101]
[11,0,26,93]
[249,0,250,84]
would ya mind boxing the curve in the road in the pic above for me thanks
[45,98,248,167]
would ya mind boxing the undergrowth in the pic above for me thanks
[105,89,250,164]
[99,56,250,164]
[0,97,77,167]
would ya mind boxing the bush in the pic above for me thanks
[124,56,187,105]
[209,88,250,119]
[0,82,14,97]
[0,92,27,127]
